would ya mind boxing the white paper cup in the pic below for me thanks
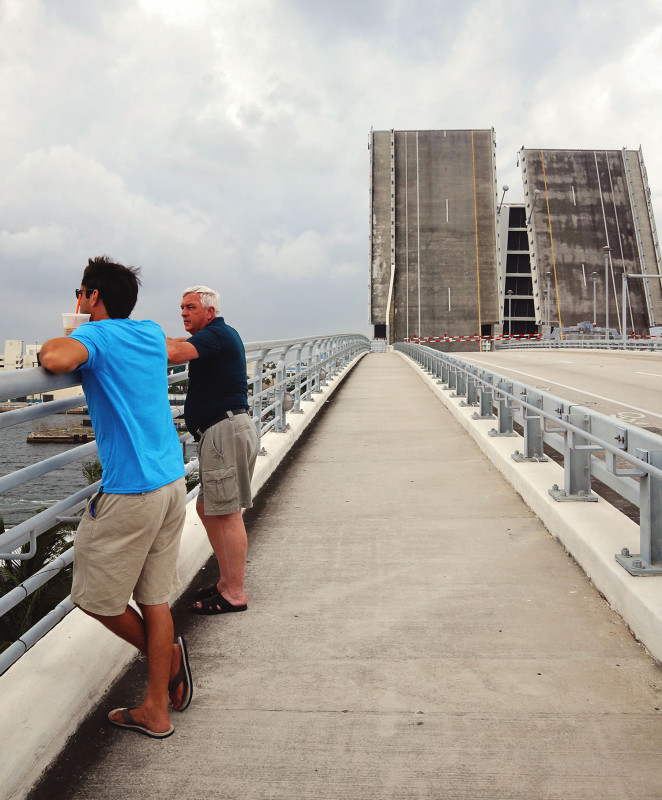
[62,313,91,336]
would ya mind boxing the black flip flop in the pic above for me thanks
[108,708,174,739]
[191,592,247,615]
[194,583,220,601]
[168,635,193,712]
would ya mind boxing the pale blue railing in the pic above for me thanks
[0,333,370,674]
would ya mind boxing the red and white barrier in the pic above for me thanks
[405,333,544,344]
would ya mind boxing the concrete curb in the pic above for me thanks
[396,350,662,665]
[1,352,367,800]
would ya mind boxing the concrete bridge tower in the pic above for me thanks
[369,129,499,349]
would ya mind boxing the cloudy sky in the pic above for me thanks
[2,0,662,347]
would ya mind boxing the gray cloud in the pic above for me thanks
[2,0,662,347]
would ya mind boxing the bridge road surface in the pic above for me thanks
[29,352,662,800]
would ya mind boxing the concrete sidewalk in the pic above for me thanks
[29,353,662,800]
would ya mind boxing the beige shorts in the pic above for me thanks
[198,411,258,515]
[71,477,186,616]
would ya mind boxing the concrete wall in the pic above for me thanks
[370,129,499,348]
[522,148,662,335]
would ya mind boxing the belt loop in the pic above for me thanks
[227,410,234,421]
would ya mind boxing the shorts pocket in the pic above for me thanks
[205,465,237,505]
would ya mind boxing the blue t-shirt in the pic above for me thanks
[184,317,248,435]
[71,318,185,493]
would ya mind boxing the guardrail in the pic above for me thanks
[0,333,369,674]
[406,335,662,351]
[495,338,662,351]
[395,342,662,577]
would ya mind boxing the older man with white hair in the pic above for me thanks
[167,286,258,614]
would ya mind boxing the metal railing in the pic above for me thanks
[395,342,662,577]
[0,333,369,674]
[496,338,662,351]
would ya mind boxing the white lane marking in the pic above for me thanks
[466,359,662,421]
[636,372,662,378]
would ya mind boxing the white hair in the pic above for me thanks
[182,285,221,317]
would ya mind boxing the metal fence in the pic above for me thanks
[0,333,369,674]
[496,338,662,352]
[395,342,662,577]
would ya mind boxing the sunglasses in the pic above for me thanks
[75,288,94,299]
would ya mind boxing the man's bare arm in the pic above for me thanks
[39,337,89,374]
[166,337,199,364]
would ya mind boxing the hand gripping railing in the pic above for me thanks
[395,342,662,577]
[0,332,370,675]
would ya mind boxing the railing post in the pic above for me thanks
[274,359,288,432]
[549,412,598,502]
[489,380,516,436]
[454,367,467,399]
[312,343,323,394]
[292,346,304,413]
[639,450,662,565]
[616,449,662,575]
[328,340,338,379]
[512,393,549,462]
[433,353,443,382]
[462,368,478,406]
[302,343,316,402]
[472,372,495,420]
[252,353,267,455]
[445,363,457,392]
[441,359,449,385]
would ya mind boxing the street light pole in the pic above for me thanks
[497,185,509,215]
[591,271,598,326]
[526,189,542,226]
[603,245,611,342]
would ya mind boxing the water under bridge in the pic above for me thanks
[2,342,662,800]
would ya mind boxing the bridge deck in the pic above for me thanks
[30,352,662,800]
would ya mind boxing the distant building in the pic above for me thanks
[24,344,41,370]
[0,341,43,370]
[0,340,24,370]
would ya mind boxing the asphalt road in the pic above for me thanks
[459,349,662,431]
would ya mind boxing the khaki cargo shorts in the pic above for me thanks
[70,477,186,616]
[197,411,258,515]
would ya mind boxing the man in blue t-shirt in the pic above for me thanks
[167,286,258,616]
[40,256,192,740]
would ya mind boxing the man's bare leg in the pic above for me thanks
[196,503,247,606]
[80,604,187,712]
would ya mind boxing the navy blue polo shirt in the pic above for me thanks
[184,317,248,434]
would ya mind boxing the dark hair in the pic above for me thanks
[81,256,142,318]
